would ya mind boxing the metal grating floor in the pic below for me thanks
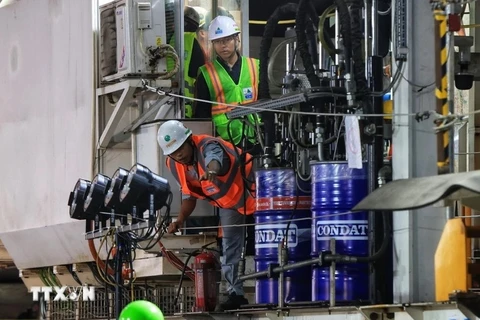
[45,284,195,320]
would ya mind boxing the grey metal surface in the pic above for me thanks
[353,170,480,211]
[226,93,306,118]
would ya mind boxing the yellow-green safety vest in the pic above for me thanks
[167,32,197,118]
[198,57,261,145]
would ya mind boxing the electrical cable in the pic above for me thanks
[173,249,199,306]
[318,4,338,60]
[67,265,83,286]
[143,80,457,120]
[172,241,218,306]
[334,0,353,74]
[325,211,391,263]
[267,37,297,88]
[258,2,301,155]
[93,209,366,231]
[296,0,321,89]
[349,0,370,107]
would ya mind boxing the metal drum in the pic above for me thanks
[254,168,312,304]
[310,161,369,302]
[311,264,369,301]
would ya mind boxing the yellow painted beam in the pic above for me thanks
[435,219,468,301]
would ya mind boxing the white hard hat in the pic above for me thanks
[157,120,192,156]
[192,6,208,28]
[208,15,240,41]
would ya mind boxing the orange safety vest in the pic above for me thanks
[166,134,256,215]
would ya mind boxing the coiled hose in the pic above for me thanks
[334,0,353,74]
[258,3,300,154]
[295,0,321,88]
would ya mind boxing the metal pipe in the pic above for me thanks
[367,145,377,303]
[240,0,250,57]
[335,9,340,65]
[446,3,456,181]
[371,0,379,55]
[114,232,123,319]
[92,0,100,179]
[239,256,321,281]
[364,0,372,71]
[240,246,388,282]
[278,243,286,308]
[329,238,336,307]
[446,4,457,219]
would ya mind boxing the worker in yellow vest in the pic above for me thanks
[166,6,206,118]
[193,16,261,150]
[191,6,210,59]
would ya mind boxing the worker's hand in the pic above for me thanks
[167,220,183,234]
[199,170,217,182]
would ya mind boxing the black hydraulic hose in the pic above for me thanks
[259,2,298,100]
[334,0,353,74]
[348,0,371,110]
[295,0,321,88]
[324,211,391,263]
[307,0,337,54]
[305,8,319,67]
[174,249,199,306]
[258,3,299,155]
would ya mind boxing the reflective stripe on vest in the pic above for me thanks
[165,135,255,214]
[199,57,261,144]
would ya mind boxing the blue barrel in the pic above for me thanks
[312,265,369,301]
[254,168,312,304]
[310,161,369,302]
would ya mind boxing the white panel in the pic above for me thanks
[101,0,168,82]
[0,0,94,237]
[134,119,215,217]
[0,222,96,269]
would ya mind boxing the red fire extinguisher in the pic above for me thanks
[193,251,218,312]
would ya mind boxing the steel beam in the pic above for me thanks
[391,0,446,303]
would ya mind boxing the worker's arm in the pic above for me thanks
[193,73,212,119]
[199,142,231,181]
[166,158,198,233]
[168,197,197,234]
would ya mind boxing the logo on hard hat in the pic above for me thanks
[164,135,171,142]
[166,139,177,148]
[215,27,223,34]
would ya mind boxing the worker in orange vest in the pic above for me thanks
[157,119,255,311]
